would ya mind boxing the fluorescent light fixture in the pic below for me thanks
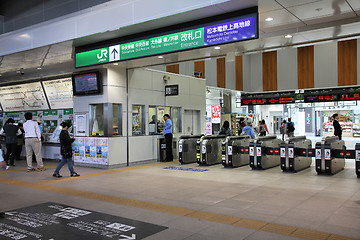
[158,56,164,59]
[285,34,292,38]
[37,67,42,70]
[265,17,273,22]
[113,63,118,65]
[214,46,221,50]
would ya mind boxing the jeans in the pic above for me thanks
[5,143,17,165]
[54,156,75,175]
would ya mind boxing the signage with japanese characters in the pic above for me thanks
[0,202,167,239]
[75,9,258,67]
[211,106,221,124]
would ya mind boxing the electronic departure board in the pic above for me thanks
[303,86,360,103]
[241,91,295,105]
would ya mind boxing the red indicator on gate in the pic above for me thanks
[241,148,244,152]
[303,150,306,155]
[308,151,313,155]
[270,149,273,154]
[346,152,351,157]
[245,148,249,152]
[275,149,279,154]
[340,152,344,157]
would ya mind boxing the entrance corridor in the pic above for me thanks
[0,159,359,240]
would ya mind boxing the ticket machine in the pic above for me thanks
[196,135,225,165]
[249,135,281,170]
[280,136,312,172]
[222,135,251,167]
[315,136,345,175]
[178,135,203,164]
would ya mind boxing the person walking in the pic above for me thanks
[332,113,342,140]
[23,112,45,172]
[242,120,255,139]
[163,114,173,162]
[280,120,287,140]
[16,123,25,160]
[286,118,295,138]
[0,118,22,166]
[259,120,269,136]
[53,122,80,178]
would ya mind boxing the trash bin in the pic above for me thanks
[157,137,177,162]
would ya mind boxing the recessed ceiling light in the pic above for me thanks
[285,34,292,38]
[214,46,221,50]
[158,56,164,59]
[113,63,118,65]
[265,17,273,22]
[37,67,42,70]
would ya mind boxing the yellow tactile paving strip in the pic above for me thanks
[0,163,359,240]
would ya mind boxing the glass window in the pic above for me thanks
[149,106,159,135]
[157,107,171,133]
[133,105,145,135]
[113,104,122,136]
[172,107,182,133]
[90,104,104,136]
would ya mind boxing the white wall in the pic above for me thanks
[314,42,338,88]
[277,48,297,90]
[205,58,217,87]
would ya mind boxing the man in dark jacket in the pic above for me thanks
[0,118,22,166]
[332,114,342,140]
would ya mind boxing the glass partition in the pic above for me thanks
[172,107,182,133]
[90,103,122,137]
[113,104,122,136]
[133,105,145,135]
[148,106,182,135]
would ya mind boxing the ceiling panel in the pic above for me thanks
[258,0,282,13]
[287,0,356,23]
[259,8,305,33]
[276,0,323,8]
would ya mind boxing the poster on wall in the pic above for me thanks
[42,78,73,109]
[211,106,221,123]
[74,137,108,165]
[0,82,49,111]
[96,138,109,165]
[75,114,87,136]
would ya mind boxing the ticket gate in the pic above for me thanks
[315,136,345,175]
[178,135,203,164]
[196,135,225,165]
[280,136,312,172]
[222,135,251,167]
[249,135,281,170]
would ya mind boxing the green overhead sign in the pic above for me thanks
[75,11,258,68]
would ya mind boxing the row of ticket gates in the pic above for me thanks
[178,135,360,177]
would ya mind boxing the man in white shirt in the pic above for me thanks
[23,112,45,172]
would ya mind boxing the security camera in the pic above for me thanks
[163,75,170,81]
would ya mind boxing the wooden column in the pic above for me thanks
[217,57,226,88]
[194,61,205,78]
[338,39,357,86]
[298,46,314,89]
[166,64,179,74]
[235,55,243,91]
[262,51,277,91]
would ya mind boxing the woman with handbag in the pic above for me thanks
[53,122,80,178]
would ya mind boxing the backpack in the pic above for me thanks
[287,122,295,133]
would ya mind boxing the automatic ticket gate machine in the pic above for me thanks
[196,135,225,165]
[178,134,203,164]
[222,135,251,167]
[249,135,281,170]
[280,136,312,172]
[315,136,345,175]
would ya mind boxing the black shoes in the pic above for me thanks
[71,173,80,177]
[53,173,62,178]
[0,212,5,218]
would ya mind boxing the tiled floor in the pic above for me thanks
[0,158,359,240]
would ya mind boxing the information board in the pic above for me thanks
[0,82,49,111]
[0,202,167,239]
[75,8,258,68]
[42,78,73,109]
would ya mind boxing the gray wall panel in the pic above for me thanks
[277,48,297,90]
[314,42,338,88]
[0,15,3,34]
[205,58,217,87]
[250,53,262,92]
[226,60,236,90]
[243,54,251,91]
[179,61,194,77]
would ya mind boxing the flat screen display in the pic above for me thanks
[72,71,102,96]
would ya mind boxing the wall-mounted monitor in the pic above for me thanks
[72,71,102,96]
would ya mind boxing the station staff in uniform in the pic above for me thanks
[23,112,45,172]
[163,114,173,162]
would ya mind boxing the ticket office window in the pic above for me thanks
[90,103,122,137]
[148,106,181,135]
[133,105,145,136]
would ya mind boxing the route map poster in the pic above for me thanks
[0,82,49,111]
[42,78,73,109]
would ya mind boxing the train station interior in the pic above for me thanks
[0,0,360,239]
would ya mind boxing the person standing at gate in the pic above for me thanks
[0,118,22,166]
[23,112,45,172]
[332,113,342,140]
[286,118,295,138]
[163,114,173,162]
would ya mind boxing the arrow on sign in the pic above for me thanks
[119,234,136,240]
[111,48,118,59]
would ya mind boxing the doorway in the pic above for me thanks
[183,110,201,135]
